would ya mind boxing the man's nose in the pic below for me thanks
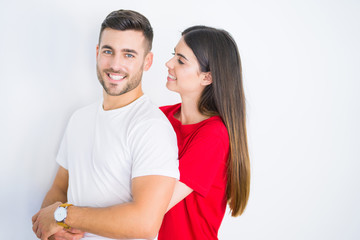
[110,55,124,72]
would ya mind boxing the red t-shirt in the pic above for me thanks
[158,103,229,240]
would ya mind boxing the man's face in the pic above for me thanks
[96,28,152,96]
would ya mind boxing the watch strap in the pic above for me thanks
[57,221,71,229]
[56,203,73,229]
[59,203,73,208]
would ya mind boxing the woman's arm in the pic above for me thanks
[166,180,193,212]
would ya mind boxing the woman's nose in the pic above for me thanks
[165,57,174,69]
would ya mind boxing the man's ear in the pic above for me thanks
[143,52,153,71]
[96,44,99,61]
[201,72,213,86]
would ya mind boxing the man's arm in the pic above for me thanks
[41,166,68,208]
[32,166,84,240]
[33,175,176,240]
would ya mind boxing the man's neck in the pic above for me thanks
[102,87,144,111]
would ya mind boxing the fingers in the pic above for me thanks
[52,230,67,240]
[66,228,84,234]
[40,230,52,240]
[52,229,85,240]
[32,217,39,236]
[37,227,42,239]
[50,230,68,240]
[32,211,39,224]
[72,232,85,239]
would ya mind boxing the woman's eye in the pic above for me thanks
[172,52,184,64]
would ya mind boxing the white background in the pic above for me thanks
[0,0,359,239]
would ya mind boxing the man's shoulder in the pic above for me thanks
[130,96,169,124]
[75,101,99,113]
[127,97,176,137]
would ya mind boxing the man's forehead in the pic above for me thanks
[100,29,145,44]
[99,29,147,54]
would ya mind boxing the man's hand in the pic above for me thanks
[32,202,63,239]
[49,228,85,240]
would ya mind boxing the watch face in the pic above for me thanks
[54,207,67,222]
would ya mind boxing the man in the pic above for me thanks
[32,9,179,240]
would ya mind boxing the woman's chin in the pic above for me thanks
[166,82,177,92]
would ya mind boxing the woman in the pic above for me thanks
[158,26,250,239]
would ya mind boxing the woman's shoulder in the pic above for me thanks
[195,116,229,141]
[159,103,181,115]
[203,115,226,130]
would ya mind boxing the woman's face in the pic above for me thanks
[165,37,209,97]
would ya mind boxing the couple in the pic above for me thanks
[32,9,250,240]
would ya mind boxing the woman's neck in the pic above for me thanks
[176,95,210,125]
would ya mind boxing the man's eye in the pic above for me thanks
[125,54,134,58]
[104,50,112,54]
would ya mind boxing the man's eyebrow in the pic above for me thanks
[101,45,113,50]
[174,48,188,61]
[100,46,138,55]
[122,48,138,55]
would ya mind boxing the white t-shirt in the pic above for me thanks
[56,95,179,240]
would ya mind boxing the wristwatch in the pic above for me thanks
[54,203,73,229]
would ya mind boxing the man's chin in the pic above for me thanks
[104,89,123,96]
[101,82,122,96]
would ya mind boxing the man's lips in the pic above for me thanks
[107,73,126,82]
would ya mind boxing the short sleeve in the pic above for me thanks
[129,119,179,179]
[56,123,69,170]
[55,112,78,170]
[179,122,229,197]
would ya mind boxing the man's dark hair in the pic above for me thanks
[99,9,153,52]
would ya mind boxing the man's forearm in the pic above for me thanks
[41,187,67,208]
[63,175,176,239]
[41,166,69,209]
[65,203,160,239]
[34,175,174,240]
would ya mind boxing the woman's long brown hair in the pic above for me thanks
[183,26,250,216]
